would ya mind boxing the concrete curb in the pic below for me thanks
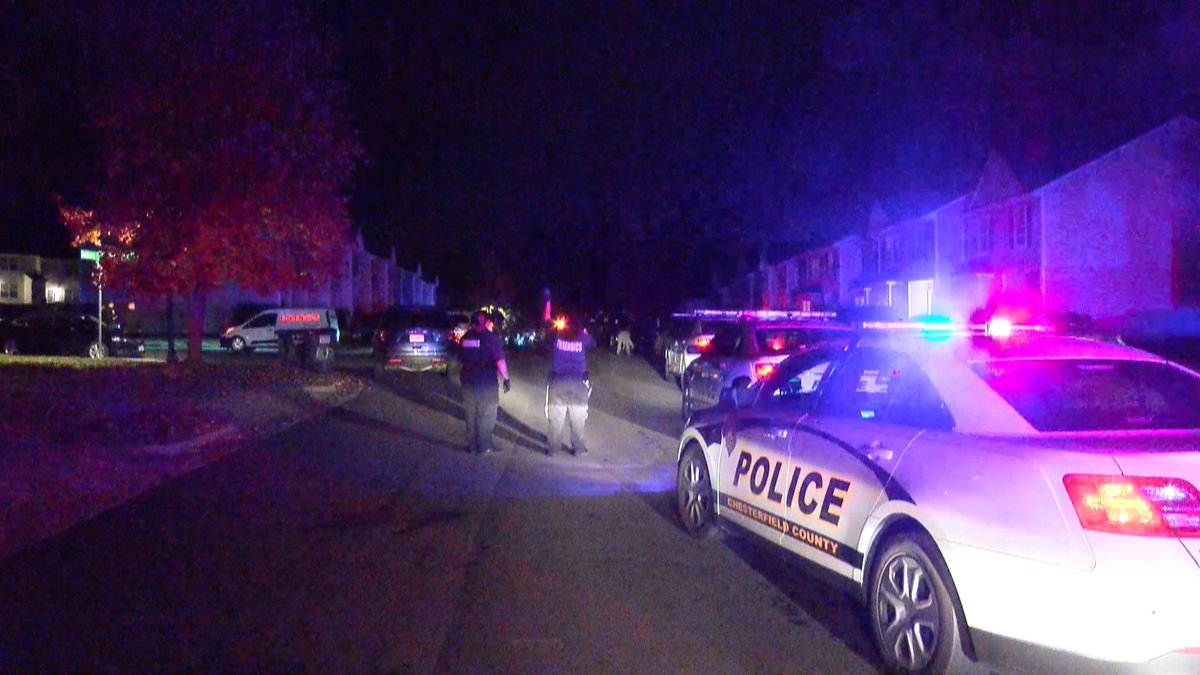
[133,424,241,457]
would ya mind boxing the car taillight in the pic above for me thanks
[693,336,711,350]
[753,362,776,380]
[1063,474,1200,537]
[767,337,785,351]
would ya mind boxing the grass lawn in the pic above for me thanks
[0,355,160,370]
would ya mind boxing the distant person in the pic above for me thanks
[546,318,595,456]
[615,327,634,355]
[458,311,510,455]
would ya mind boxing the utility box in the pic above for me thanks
[278,326,336,373]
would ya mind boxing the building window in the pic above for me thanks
[1013,202,1032,249]
[0,280,17,300]
[963,215,992,259]
[883,233,899,268]
[45,285,65,303]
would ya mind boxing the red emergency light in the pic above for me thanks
[753,362,776,380]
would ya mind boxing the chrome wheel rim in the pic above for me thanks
[88,342,106,359]
[876,553,940,671]
[231,337,245,352]
[677,454,711,530]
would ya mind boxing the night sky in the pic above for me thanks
[3,1,1200,310]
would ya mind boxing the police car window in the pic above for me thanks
[817,350,892,421]
[710,325,741,355]
[972,359,1200,431]
[817,348,953,429]
[882,357,954,430]
[761,352,834,408]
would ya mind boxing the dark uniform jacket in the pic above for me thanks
[459,328,504,390]
[548,328,595,405]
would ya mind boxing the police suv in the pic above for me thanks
[675,318,1200,674]
[680,310,850,422]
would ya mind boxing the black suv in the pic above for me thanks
[0,308,145,358]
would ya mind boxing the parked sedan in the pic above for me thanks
[680,317,850,421]
[0,310,145,358]
[372,307,454,375]
[676,323,1200,673]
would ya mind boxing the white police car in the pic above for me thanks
[675,319,1200,674]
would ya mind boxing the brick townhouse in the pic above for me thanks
[737,115,1200,323]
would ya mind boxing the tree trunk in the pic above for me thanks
[187,288,206,362]
[165,292,178,364]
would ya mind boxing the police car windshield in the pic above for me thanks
[971,359,1200,432]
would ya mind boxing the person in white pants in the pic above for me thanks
[545,319,596,456]
[615,328,634,355]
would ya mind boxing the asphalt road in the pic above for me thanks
[0,350,890,673]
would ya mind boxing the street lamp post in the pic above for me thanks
[80,248,102,355]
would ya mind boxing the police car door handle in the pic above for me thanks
[859,443,893,462]
[764,426,788,440]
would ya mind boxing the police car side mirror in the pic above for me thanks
[730,376,753,408]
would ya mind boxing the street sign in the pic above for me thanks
[80,249,100,262]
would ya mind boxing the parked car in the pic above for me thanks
[220,307,339,353]
[663,313,740,386]
[676,321,1200,673]
[0,309,144,358]
[680,315,851,421]
[372,307,455,375]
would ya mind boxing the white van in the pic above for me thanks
[220,308,339,353]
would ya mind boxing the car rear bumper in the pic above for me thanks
[943,536,1200,664]
[379,352,450,372]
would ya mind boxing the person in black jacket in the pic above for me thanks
[458,311,510,455]
[545,318,595,456]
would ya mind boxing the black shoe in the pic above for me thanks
[574,448,589,457]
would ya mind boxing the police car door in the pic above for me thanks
[783,347,938,576]
[716,348,833,546]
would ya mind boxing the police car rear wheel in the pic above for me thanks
[869,533,968,674]
[230,336,247,353]
[676,446,716,538]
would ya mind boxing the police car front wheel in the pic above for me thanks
[675,445,717,538]
[869,532,969,675]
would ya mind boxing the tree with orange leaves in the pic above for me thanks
[59,0,362,361]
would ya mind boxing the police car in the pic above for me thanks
[663,311,740,386]
[679,310,849,422]
[675,318,1200,674]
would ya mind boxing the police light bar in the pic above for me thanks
[859,317,1051,338]
[671,309,838,321]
